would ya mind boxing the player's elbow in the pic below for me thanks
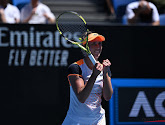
[104,96,111,101]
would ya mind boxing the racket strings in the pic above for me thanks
[57,12,87,44]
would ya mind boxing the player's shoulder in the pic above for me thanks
[74,59,84,66]
[68,59,83,75]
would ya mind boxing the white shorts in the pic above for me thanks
[62,114,106,125]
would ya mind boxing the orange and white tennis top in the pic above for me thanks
[66,59,105,124]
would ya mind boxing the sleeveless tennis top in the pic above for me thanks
[66,59,105,124]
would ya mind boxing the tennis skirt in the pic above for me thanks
[62,114,106,125]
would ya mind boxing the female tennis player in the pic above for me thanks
[62,32,113,125]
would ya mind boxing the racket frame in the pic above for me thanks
[56,11,96,65]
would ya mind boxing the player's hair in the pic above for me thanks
[81,30,94,45]
[82,31,92,41]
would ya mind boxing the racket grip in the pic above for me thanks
[88,54,96,65]
[88,54,112,77]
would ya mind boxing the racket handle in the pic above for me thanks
[88,54,96,65]
[88,54,112,77]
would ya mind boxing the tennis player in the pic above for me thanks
[62,32,113,125]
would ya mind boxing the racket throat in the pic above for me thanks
[88,54,96,65]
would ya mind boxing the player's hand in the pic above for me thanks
[93,61,103,77]
[102,59,111,73]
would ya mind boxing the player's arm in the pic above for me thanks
[102,59,113,101]
[68,62,102,103]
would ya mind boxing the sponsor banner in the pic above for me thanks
[0,24,82,67]
[110,79,165,125]
[1,24,165,78]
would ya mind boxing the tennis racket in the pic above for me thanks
[56,11,96,65]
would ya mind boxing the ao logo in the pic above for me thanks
[129,91,165,117]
